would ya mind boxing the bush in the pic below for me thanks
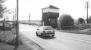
[0,28,22,46]
[78,18,85,24]
[6,37,23,46]
[58,14,74,30]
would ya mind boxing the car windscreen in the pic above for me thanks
[43,26,53,30]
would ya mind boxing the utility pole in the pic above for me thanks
[86,1,89,23]
[14,0,19,50]
[42,8,43,26]
[13,14,15,22]
[29,13,30,23]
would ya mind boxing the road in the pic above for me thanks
[19,24,91,50]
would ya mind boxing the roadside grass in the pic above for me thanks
[0,30,32,50]
[0,31,44,50]
[0,28,44,50]
[0,43,32,50]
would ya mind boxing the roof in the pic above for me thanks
[43,5,59,9]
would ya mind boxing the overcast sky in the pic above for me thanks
[5,0,91,20]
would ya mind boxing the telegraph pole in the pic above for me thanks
[29,13,30,23]
[41,9,43,26]
[14,0,19,50]
[86,1,89,23]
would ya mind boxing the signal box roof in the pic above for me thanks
[42,5,59,9]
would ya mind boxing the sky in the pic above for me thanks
[4,0,91,20]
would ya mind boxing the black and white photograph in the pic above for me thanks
[0,0,91,50]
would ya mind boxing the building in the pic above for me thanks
[42,5,59,28]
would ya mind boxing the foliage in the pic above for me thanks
[58,14,74,30]
[0,0,6,18]
[78,18,85,24]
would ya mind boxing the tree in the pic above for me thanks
[78,18,85,24]
[58,14,74,29]
[0,0,9,31]
[0,0,6,18]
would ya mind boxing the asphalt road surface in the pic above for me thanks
[19,24,91,50]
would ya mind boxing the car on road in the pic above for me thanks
[36,26,55,38]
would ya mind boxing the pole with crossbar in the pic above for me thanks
[14,0,19,50]
[85,1,89,23]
